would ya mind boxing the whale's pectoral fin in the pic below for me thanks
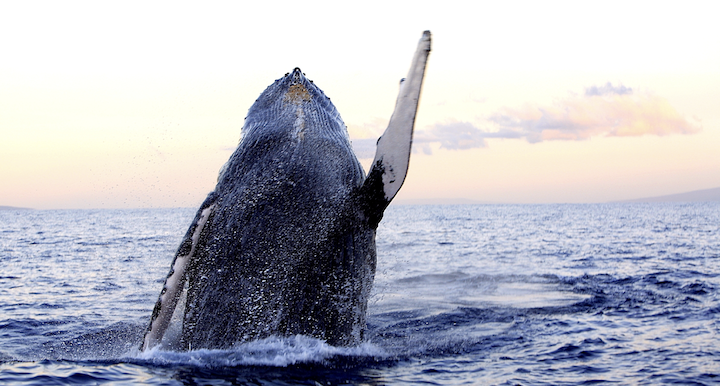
[360,31,431,227]
[140,195,217,351]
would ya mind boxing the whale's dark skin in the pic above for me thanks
[142,31,431,351]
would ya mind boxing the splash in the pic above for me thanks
[135,335,386,368]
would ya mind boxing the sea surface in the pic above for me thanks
[1,203,719,385]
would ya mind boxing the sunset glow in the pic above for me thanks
[1,1,718,208]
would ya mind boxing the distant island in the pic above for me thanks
[392,198,495,205]
[4,187,719,209]
[615,187,720,203]
[0,206,32,210]
[395,187,720,205]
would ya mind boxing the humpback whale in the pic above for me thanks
[142,31,431,351]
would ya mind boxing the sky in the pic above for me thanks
[1,1,719,209]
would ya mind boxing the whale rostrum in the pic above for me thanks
[142,31,431,351]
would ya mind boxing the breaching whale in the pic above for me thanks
[141,31,431,351]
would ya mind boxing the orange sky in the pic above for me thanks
[1,1,719,209]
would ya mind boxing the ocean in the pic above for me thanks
[1,203,718,385]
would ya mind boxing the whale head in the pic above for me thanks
[240,68,349,145]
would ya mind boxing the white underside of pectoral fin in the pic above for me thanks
[371,31,431,202]
[142,203,216,351]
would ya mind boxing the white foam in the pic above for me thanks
[134,335,386,367]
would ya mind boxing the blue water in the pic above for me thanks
[1,204,719,385]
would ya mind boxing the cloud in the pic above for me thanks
[352,121,490,157]
[350,138,378,159]
[351,83,701,156]
[348,119,385,159]
[488,84,701,143]
[585,82,633,96]
[414,121,488,154]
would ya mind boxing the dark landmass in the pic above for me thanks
[615,187,720,203]
[5,187,718,210]
[0,206,33,210]
[392,198,495,205]
[395,187,720,206]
